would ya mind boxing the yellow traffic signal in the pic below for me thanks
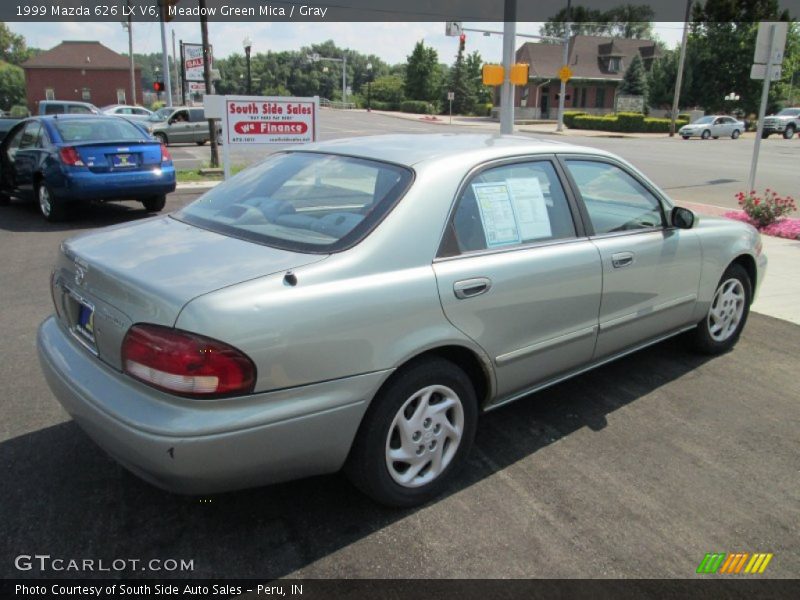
[482,64,504,86]
[510,63,530,86]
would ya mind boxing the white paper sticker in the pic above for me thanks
[472,182,520,247]
[506,177,552,240]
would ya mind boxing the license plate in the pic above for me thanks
[112,153,135,168]
[76,303,95,342]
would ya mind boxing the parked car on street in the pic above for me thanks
[37,134,765,507]
[38,100,101,115]
[679,115,745,140]
[101,104,155,122]
[0,115,175,221]
[146,106,221,145]
[761,107,800,139]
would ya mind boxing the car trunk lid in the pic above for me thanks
[59,140,165,173]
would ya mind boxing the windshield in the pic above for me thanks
[149,107,173,121]
[54,118,148,142]
[777,108,800,117]
[693,116,714,124]
[175,152,413,253]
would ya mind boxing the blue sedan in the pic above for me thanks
[0,115,176,221]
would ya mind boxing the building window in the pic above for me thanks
[579,88,587,108]
[520,86,529,106]
[45,88,55,101]
[117,89,126,104]
[82,88,91,101]
[595,88,606,108]
[609,57,621,73]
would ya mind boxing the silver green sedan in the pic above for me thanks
[37,135,766,507]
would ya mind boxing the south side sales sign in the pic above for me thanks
[225,97,318,144]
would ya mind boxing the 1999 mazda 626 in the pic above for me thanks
[38,134,766,506]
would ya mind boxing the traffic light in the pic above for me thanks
[482,64,504,86]
[153,81,165,92]
[510,63,530,86]
[459,33,466,53]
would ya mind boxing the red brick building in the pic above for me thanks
[513,36,659,119]
[22,41,141,114]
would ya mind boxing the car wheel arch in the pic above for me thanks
[731,254,757,302]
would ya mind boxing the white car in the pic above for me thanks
[679,115,745,140]
[101,105,155,123]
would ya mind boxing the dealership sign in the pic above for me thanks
[225,97,318,145]
[183,43,211,82]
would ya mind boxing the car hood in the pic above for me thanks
[56,216,327,328]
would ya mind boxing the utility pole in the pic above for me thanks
[199,0,218,167]
[158,1,172,107]
[123,2,135,105]
[172,29,180,106]
[670,0,693,137]
[556,0,572,132]
[500,0,516,134]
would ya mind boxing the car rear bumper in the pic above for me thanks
[53,167,176,201]
[37,316,389,494]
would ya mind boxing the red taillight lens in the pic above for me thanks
[160,143,171,163]
[59,146,85,166]
[121,324,256,398]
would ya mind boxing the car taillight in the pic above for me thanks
[160,143,172,163]
[59,146,85,166]
[121,324,256,398]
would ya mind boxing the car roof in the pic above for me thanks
[298,133,614,167]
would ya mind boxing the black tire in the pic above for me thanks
[154,132,167,145]
[37,182,66,222]
[141,195,166,212]
[761,131,770,139]
[345,357,478,507]
[712,136,719,139]
[195,140,207,146]
[682,136,690,140]
[701,129,711,140]
[692,263,751,355]
[731,129,740,139]
[783,125,795,140]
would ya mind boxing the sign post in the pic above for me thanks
[447,91,454,124]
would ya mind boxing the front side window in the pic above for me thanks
[441,160,576,256]
[175,152,413,253]
[565,160,664,234]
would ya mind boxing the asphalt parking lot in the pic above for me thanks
[1,191,799,579]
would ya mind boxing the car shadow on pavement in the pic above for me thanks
[0,198,156,233]
[0,334,715,579]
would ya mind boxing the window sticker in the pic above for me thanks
[472,182,520,247]
[506,177,552,240]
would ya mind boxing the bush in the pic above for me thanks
[569,113,688,133]
[643,117,689,133]
[478,102,493,117]
[369,100,399,111]
[400,100,437,114]
[615,112,645,132]
[149,100,165,112]
[736,189,797,228]
[9,104,29,118]
[563,111,587,128]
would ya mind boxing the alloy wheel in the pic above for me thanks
[707,278,746,342]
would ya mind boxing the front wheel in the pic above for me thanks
[761,131,770,139]
[731,129,740,139]
[692,263,751,355]
[195,140,207,146]
[783,125,795,139]
[345,357,478,507]
[682,135,690,140]
[701,130,711,140]
[38,182,66,222]
[141,195,166,212]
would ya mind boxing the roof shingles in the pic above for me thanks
[22,41,131,70]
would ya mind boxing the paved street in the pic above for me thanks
[171,109,799,211]
[1,188,799,579]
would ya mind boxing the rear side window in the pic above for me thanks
[54,118,146,142]
[441,160,576,256]
[44,104,62,115]
[189,109,205,122]
[176,152,413,253]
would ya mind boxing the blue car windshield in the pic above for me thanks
[175,152,413,254]
[54,118,146,142]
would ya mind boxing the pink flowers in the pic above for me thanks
[736,189,797,229]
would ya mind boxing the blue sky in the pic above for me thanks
[10,21,685,65]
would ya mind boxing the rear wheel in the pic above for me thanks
[701,130,711,140]
[345,357,477,507]
[141,195,166,212]
[731,129,740,139]
[195,140,207,146]
[37,182,66,222]
[692,263,751,355]
[682,135,690,140]
[783,125,795,139]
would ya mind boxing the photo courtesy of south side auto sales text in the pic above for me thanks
[14,583,303,597]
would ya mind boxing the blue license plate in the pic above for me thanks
[77,303,95,341]
[112,153,136,168]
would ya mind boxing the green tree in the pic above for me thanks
[540,4,654,40]
[370,75,404,104]
[466,51,491,108]
[618,53,648,100]
[647,48,693,109]
[0,23,32,65]
[0,60,25,110]
[446,41,473,114]
[405,41,440,103]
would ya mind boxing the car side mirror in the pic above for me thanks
[671,206,695,229]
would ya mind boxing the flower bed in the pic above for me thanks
[723,210,800,240]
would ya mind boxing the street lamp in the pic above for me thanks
[243,35,252,95]
[307,52,347,106]
[366,62,373,112]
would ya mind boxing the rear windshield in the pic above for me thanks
[175,152,413,253]
[54,118,147,142]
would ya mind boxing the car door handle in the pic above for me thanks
[611,252,634,268]
[453,277,492,299]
